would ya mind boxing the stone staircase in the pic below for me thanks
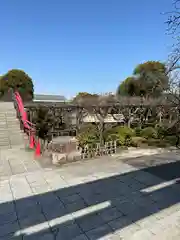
[0,102,48,178]
[0,102,25,149]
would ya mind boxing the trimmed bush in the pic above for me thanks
[77,124,99,147]
[131,136,147,147]
[117,126,135,137]
[103,126,135,146]
[146,138,160,146]
[146,138,168,148]
[0,69,34,101]
[141,127,157,139]
[77,132,99,147]
[135,127,142,136]
[164,136,177,146]
[156,125,168,138]
[117,126,135,146]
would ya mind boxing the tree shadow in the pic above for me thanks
[1,160,180,239]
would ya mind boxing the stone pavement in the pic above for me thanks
[1,152,180,239]
[0,148,41,181]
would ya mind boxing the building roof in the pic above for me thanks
[34,94,66,102]
[83,114,125,123]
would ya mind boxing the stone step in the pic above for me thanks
[0,136,22,139]
[0,128,23,131]
[0,102,28,149]
[0,113,16,116]
[0,124,20,127]
[0,125,21,129]
[0,134,24,138]
[0,133,22,136]
[0,139,24,145]
[0,130,24,133]
[2,126,21,129]
[2,118,19,122]
[0,116,17,120]
[0,128,24,132]
[6,118,19,121]
[5,123,20,126]
[0,139,13,142]
[0,136,23,140]
[0,143,10,147]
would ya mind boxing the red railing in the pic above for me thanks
[13,90,41,156]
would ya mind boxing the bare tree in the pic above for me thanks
[165,0,180,71]
[166,0,180,34]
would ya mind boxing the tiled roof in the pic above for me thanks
[34,94,66,101]
[83,114,124,123]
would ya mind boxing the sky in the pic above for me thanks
[0,0,175,98]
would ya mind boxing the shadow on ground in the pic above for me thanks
[1,160,180,239]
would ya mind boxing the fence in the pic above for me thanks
[44,139,117,164]
[79,141,117,159]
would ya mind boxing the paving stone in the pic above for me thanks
[110,195,129,207]
[55,222,82,240]
[76,213,105,232]
[133,171,162,187]
[0,221,20,237]
[43,203,69,222]
[114,223,141,239]
[86,224,113,240]
[81,193,108,206]
[24,165,40,172]
[128,181,147,191]
[49,213,75,229]
[115,200,139,215]
[132,194,156,208]
[136,214,160,229]
[128,229,155,240]
[19,214,47,229]
[108,216,134,232]
[23,231,54,240]
[31,185,51,194]
[60,193,83,205]
[65,199,87,214]
[0,211,17,225]
[36,193,59,206]
[11,166,26,175]
[15,198,38,209]
[16,204,42,219]
[126,207,151,222]
[72,234,89,240]
[0,202,15,215]
[0,233,22,239]
[150,219,180,239]
[26,173,44,183]
[28,181,47,188]
[0,183,12,194]
[0,193,13,202]
[55,187,80,198]
[98,207,123,223]
[1,141,180,239]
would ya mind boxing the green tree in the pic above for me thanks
[117,77,138,96]
[72,92,99,103]
[117,61,169,97]
[133,61,169,97]
[0,69,34,101]
[33,108,54,140]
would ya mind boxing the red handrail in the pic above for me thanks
[14,91,40,155]
[15,92,35,130]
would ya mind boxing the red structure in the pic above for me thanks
[14,91,41,156]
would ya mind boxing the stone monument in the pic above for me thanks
[48,136,81,165]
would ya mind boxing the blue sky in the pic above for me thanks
[0,0,174,98]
